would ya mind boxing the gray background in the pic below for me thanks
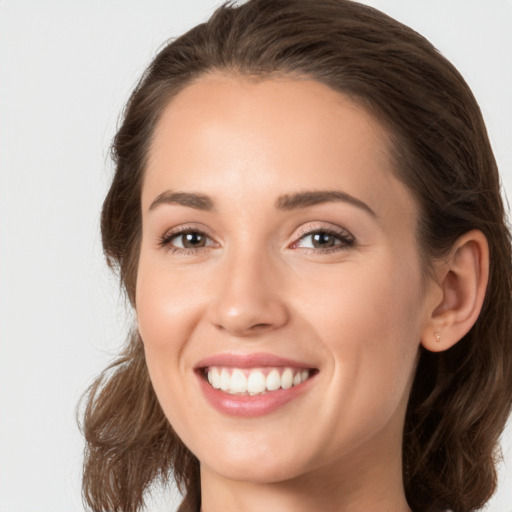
[1,1,511,510]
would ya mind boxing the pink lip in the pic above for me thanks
[195,352,315,370]
[194,352,318,418]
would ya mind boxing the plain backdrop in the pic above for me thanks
[0,1,511,511]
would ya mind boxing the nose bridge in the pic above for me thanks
[207,240,288,336]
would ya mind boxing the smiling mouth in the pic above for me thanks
[201,366,317,396]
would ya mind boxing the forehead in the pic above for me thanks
[147,74,389,174]
[143,73,416,226]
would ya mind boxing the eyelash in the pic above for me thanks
[158,225,215,255]
[292,226,355,254]
[158,225,355,255]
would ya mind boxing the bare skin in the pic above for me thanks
[136,74,488,511]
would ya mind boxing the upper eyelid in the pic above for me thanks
[296,225,351,236]
[160,224,351,236]
[161,221,353,238]
[161,223,214,239]
[294,222,354,239]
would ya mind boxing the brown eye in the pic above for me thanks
[178,232,207,248]
[294,228,355,252]
[311,232,337,248]
[159,228,216,252]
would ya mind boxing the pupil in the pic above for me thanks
[184,232,204,248]
[313,232,334,247]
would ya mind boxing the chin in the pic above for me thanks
[205,458,306,484]
[197,439,312,484]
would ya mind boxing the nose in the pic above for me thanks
[207,249,289,338]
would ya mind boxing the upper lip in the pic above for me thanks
[195,352,317,370]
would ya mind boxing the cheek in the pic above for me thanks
[344,260,423,372]
[294,250,423,343]
[323,262,423,440]
[299,254,423,402]
[136,252,205,350]
[135,258,202,432]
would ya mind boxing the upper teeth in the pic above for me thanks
[206,367,310,395]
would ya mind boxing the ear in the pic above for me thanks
[421,230,489,352]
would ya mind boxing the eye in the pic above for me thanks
[293,227,355,253]
[159,227,217,253]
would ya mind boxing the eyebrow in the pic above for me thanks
[148,189,376,217]
[149,191,215,211]
[275,190,376,217]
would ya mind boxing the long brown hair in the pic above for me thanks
[80,1,512,511]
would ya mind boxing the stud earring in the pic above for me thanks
[434,331,441,343]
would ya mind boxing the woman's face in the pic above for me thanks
[136,74,437,484]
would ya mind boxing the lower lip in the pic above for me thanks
[196,371,316,418]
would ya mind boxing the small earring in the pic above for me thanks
[434,331,441,343]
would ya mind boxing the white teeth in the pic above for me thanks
[266,369,281,391]
[229,369,247,394]
[205,366,312,395]
[220,368,231,391]
[247,370,266,394]
[209,367,221,389]
[281,368,293,389]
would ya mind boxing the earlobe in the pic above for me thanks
[421,230,489,353]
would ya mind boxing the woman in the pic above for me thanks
[81,1,512,511]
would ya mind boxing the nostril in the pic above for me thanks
[213,321,273,336]
[207,296,290,337]
[251,323,272,330]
